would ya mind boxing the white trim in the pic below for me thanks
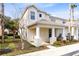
[50,27,56,44]
[71,27,74,36]
[34,26,41,47]
[62,27,66,40]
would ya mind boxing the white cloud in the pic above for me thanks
[49,11,69,19]
[42,4,57,7]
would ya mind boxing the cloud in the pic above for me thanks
[42,4,57,7]
[49,11,69,19]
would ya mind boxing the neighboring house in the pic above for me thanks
[4,28,9,34]
[19,5,79,47]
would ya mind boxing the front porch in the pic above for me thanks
[27,24,68,47]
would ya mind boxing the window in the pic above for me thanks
[30,11,35,20]
[39,14,42,17]
[49,29,52,38]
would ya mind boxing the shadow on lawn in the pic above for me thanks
[0,49,12,55]
[0,39,20,55]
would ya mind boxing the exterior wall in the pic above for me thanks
[21,7,50,26]
[27,7,38,24]
[27,28,49,43]
[27,28,36,42]
[40,28,49,42]
[20,10,29,27]
[38,12,50,21]
[38,12,46,20]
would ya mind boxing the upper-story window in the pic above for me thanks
[30,11,35,20]
[39,14,42,17]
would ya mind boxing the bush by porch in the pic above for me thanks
[52,40,79,47]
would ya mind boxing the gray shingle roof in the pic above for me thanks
[20,5,67,22]
[49,16,66,21]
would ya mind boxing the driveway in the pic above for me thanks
[18,43,79,56]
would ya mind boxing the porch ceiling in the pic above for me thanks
[27,20,79,29]
[28,22,67,29]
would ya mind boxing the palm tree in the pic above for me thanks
[70,4,77,21]
[69,4,77,40]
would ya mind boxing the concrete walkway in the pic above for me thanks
[18,43,79,56]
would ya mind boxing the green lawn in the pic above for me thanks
[2,46,47,56]
[0,36,48,56]
[0,36,19,49]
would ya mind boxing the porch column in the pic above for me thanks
[74,28,78,40]
[34,26,41,47]
[68,25,71,33]
[62,27,66,40]
[50,27,56,44]
[71,27,74,36]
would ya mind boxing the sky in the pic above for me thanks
[3,3,79,20]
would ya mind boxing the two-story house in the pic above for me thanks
[19,5,79,47]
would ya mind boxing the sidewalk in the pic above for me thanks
[18,43,79,56]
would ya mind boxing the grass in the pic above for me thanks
[52,40,79,47]
[2,46,47,56]
[0,36,48,56]
[0,36,19,49]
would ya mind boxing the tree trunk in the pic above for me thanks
[1,3,4,43]
[13,29,16,41]
[21,38,24,50]
[13,33,15,41]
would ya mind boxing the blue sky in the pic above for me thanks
[3,3,79,19]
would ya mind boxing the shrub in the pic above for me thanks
[57,33,63,41]
[53,41,64,46]
[7,34,13,36]
[71,36,74,41]
[4,35,8,39]
[71,40,78,43]
[0,35,8,39]
[66,33,71,40]
[15,35,20,39]
[62,40,70,45]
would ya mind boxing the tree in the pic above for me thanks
[69,4,77,40]
[0,3,4,43]
[70,4,77,21]
[4,18,19,41]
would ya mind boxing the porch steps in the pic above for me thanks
[41,41,50,46]
[30,40,50,47]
